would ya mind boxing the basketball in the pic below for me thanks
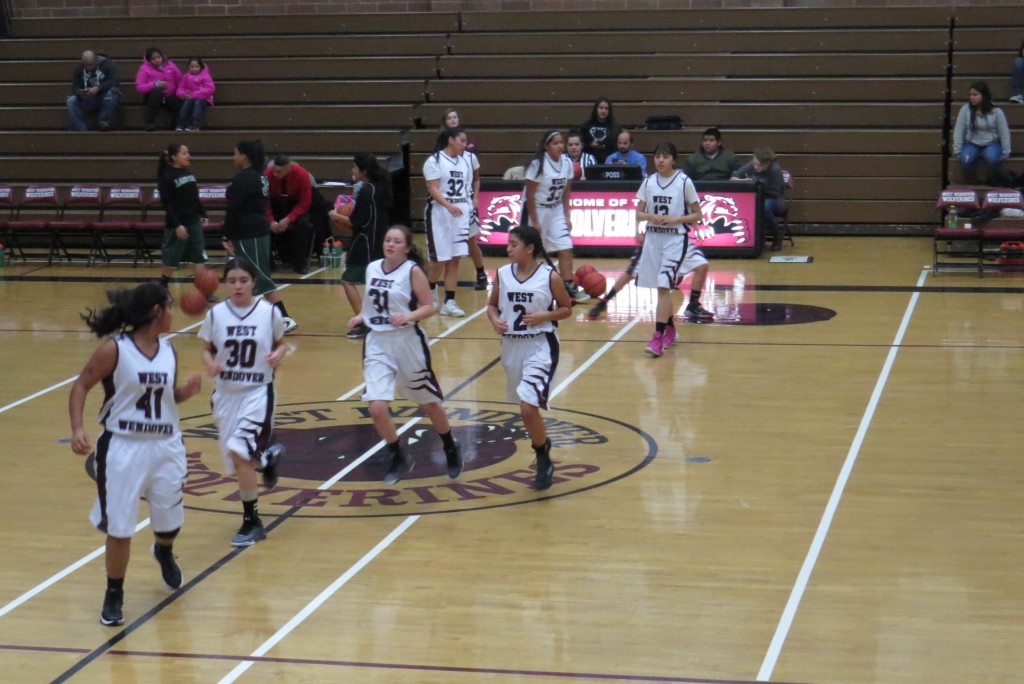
[581,271,606,298]
[334,194,355,217]
[574,264,597,286]
[194,269,220,296]
[180,287,208,316]
[572,161,582,180]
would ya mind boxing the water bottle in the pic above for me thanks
[322,240,330,266]
[946,206,958,230]
[0,242,5,268]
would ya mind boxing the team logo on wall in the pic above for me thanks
[178,400,655,518]
[478,193,523,243]
[694,194,749,244]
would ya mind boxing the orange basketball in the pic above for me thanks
[574,264,597,286]
[582,271,606,298]
[180,287,208,316]
[194,269,220,296]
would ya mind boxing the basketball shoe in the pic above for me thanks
[231,519,267,547]
[384,450,413,484]
[151,543,183,590]
[645,331,664,358]
[445,439,463,479]
[683,303,714,321]
[257,443,285,490]
[533,439,554,490]
[661,325,677,348]
[100,587,124,626]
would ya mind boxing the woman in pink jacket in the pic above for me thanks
[135,47,182,131]
[176,57,216,132]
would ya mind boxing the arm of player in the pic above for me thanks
[68,339,118,456]
[174,373,202,403]
[390,265,434,326]
[633,199,648,244]
[562,178,573,226]
[201,340,223,377]
[524,178,540,228]
[486,280,508,335]
[427,179,462,217]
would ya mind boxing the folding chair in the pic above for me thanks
[50,184,103,264]
[100,185,152,265]
[199,184,228,254]
[0,185,14,263]
[933,187,982,276]
[8,185,62,264]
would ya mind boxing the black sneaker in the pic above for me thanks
[231,519,267,547]
[444,439,463,479]
[258,443,285,490]
[100,587,124,626]
[383,450,413,485]
[533,439,554,491]
[474,272,488,290]
[586,300,608,320]
[151,544,183,590]
[683,303,715,321]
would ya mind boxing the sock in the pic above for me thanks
[666,317,675,328]
[532,439,548,455]
[107,577,125,592]
[274,300,290,318]
[241,491,259,523]
[655,322,667,334]
[689,290,701,305]
[387,441,402,457]
[438,430,455,451]
[445,290,456,302]
[476,267,485,277]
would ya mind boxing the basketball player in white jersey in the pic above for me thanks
[442,109,488,290]
[635,142,707,358]
[200,256,287,547]
[424,126,474,317]
[70,282,202,626]
[486,224,572,490]
[522,130,590,303]
[348,225,463,484]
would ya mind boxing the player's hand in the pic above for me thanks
[491,317,509,335]
[205,360,223,377]
[222,239,235,255]
[347,315,363,332]
[389,311,409,327]
[267,346,286,369]
[447,204,463,218]
[175,225,188,240]
[71,428,92,456]
[185,373,201,396]
[278,217,291,231]
[635,232,645,245]
[200,217,208,227]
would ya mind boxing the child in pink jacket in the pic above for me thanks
[135,47,182,131]
[176,57,216,132]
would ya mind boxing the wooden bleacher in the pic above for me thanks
[1,6,1023,263]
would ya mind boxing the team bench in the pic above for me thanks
[0,183,227,266]
[933,187,1024,275]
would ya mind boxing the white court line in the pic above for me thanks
[217,516,419,684]
[0,519,151,618]
[219,306,651,682]
[756,268,928,681]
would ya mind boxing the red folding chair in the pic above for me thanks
[933,187,982,275]
[50,184,104,264]
[8,185,62,263]
[100,185,152,265]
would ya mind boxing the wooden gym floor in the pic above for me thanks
[0,237,1021,683]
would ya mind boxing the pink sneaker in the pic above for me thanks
[661,325,677,348]
[644,331,664,357]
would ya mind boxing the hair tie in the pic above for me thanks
[544,130,561,144]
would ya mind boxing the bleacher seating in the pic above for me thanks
[1,6,1023,264]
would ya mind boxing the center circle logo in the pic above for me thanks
[180,400,656,518]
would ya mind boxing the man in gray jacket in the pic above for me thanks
[67,50,121,131]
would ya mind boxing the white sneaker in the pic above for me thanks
[1011,94,1024,104]
[282,316,299,333]
[440,299,465,317]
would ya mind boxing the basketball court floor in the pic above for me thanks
[0,236,1021,683]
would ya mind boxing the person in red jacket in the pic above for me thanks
[175,57,215,132]
[265,155,315,274]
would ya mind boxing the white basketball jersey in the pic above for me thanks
[198,299,282,393]
[363,259,419,332]
[496,262,557,337]
[525,154,572,207]
[423,152,474,205]
[99,334,180,438]
[636,171,699,234]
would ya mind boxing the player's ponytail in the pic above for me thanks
[157,143,184,181]
[82,282,170,337]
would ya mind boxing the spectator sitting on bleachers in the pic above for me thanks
[684,127,741,181]
[732,147,787,252]
[135,47,182,132]
[67,50,120,132]
[266,154,316,275]
[1011,39,1024,104]
[565,131,596,180]
[579,97,619,164]
[176,57,215,132]
[604,130,647,175]
[953,81,1011,185]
